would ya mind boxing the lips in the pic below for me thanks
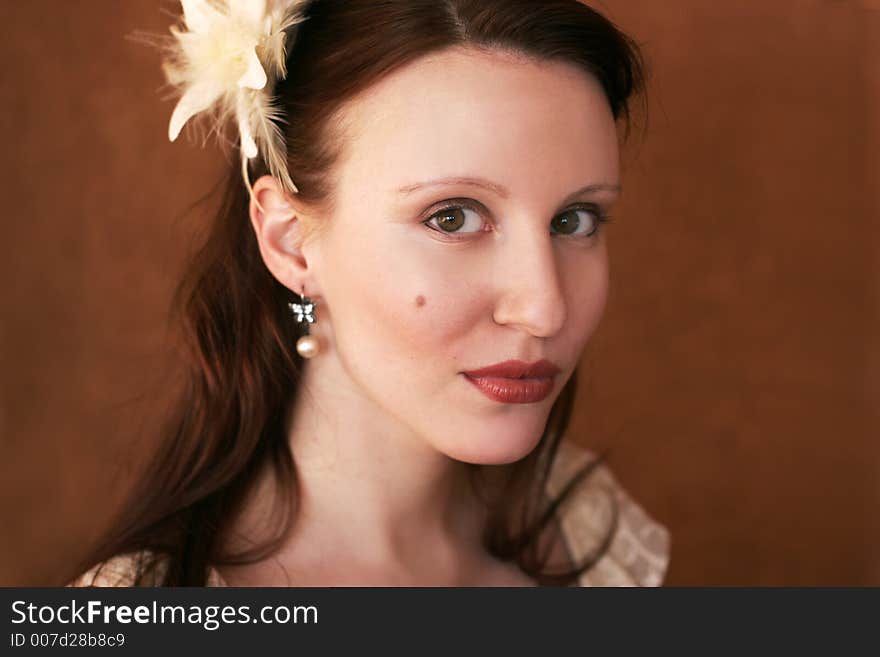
[462,359,561,379]
[461,359,560,404]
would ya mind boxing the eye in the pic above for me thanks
[423,203,486,238]
[550,206,610,237]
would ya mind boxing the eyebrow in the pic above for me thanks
[396,176,621,203]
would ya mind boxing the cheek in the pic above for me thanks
[560,245,610,349]
[322,230,471,381]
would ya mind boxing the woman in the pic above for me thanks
[69,0,670,587]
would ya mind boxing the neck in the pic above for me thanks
[222,353,500,581]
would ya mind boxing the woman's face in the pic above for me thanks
[305,47,619,465]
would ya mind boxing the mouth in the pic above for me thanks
[461,373,555,404]
[460,359,560,404]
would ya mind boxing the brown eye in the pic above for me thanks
[551,208,600,236]
[424,204,484,236]
[551,210,580,235]
[435,207,466,232]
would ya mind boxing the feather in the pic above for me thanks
[236,93,259,158]
[169,79,224,142]
[238,48,268,90]
[262,3,311,81]
[228,0,267,27]
[180,0,223,33]
[250,88,299,194]
[154,0,309,199]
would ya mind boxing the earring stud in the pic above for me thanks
[288,289,320,359]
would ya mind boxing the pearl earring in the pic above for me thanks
[288,289,321,359]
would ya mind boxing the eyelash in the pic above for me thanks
[421,199,613,242]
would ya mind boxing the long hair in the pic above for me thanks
[76,0,645,586]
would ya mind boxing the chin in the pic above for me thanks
[440,426,546,466]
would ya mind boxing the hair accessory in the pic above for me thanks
[288,288,320,359]
[161,0,311,204]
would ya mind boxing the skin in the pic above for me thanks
[220,46,620,586]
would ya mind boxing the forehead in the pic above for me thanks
[332,47,620,201]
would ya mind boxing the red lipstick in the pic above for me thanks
[461,359,560,404]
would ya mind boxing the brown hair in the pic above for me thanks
[78,0,645,586]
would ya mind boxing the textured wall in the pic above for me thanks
[1,1,877,585]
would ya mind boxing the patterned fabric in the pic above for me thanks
[68,441,670,587]
[546,441,671,587]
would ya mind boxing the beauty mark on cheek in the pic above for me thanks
[415,295,426,308]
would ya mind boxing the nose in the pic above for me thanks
[492,228,567,338]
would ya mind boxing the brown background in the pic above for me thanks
[1,1,877,586]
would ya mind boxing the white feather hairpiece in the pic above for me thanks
[162,0,311,205]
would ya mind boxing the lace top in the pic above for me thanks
[68,441,670,587]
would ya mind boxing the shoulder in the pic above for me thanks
[66,550,168,587]
[547,440,672,587]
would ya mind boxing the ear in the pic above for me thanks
[248,175,320,296]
